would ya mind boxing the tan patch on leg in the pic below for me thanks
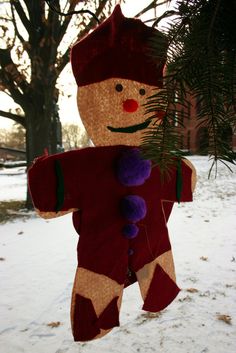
[136,250,176,301]
[156,251,176,282]
[71,267,123,340]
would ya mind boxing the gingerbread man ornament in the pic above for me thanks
[28,5,196,342]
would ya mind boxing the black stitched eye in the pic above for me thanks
[115,83,123,92]
[139,88,146,96]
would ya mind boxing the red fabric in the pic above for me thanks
[97,296,120,330]
[72,294,119,341]
[142,263,180,312]
[73,294,100,341]
[71,5,166,87]
[124,268,137,288]
[28,145,193,286]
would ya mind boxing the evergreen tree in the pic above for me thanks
[142,0,236,176]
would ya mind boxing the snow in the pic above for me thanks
[0,166,26,201]
[0,157,236,353]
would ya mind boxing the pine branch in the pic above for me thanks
[141,85,185,176]
[142,0,236,174]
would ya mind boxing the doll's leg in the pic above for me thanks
[71,267,123,341]
[136,250,180,312]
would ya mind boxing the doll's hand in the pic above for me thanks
[183,159,197,192]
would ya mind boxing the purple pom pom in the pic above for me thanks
[122,224,139,239]
[121,195,147,222]
[117,148,151,186]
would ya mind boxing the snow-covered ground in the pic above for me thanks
[0,166,26,201]
[0,156,236,353]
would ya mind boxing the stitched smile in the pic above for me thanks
[107,119,151,133]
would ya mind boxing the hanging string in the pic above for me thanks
[45,0,101,23]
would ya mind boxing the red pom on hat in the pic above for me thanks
[71,5,167,87]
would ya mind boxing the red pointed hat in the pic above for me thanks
[71,5,167,87]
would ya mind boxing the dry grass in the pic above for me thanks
[217,314,232,325]
[0,201,28,224]
[186,288,199,293]
[47,321,61,328]
[200,256,208,261]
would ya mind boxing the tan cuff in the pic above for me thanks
[35,208,79,219]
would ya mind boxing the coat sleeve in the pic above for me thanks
[161,159,196,203]
[28,148,92,218]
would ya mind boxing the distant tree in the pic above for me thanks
[9,123,26,149]
[62,123,89,150]
[0,128,10,147]
[0,123,25,149]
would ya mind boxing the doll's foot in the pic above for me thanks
[136,250,180,312]
[71,267,123,341]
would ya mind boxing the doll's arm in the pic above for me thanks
[182,159,197,193]
[28,150,88,219]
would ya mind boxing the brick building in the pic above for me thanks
[178,93,236,154]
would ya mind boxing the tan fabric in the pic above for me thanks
[77,78,159,146]
[36,208,78,219]
[136,250,176,301]
[183,159,197,192]
[71,267,123,339]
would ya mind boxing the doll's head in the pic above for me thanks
[71,5,166,146]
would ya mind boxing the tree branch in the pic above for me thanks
[22,0,45,28]
[0,68,29,110]
[0,109,26,127]
[11,0,32,35]
[10,1,28,48]
[46,0,61,44]
[0,48,29,94]
[135,0,169,18]
[0,16,12,21]
[56,0,108,76]
[21,0,46,48]
[56,1,78,47]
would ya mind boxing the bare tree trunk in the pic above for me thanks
[25,86,61,209]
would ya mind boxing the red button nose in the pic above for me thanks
[123,99,139,113]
